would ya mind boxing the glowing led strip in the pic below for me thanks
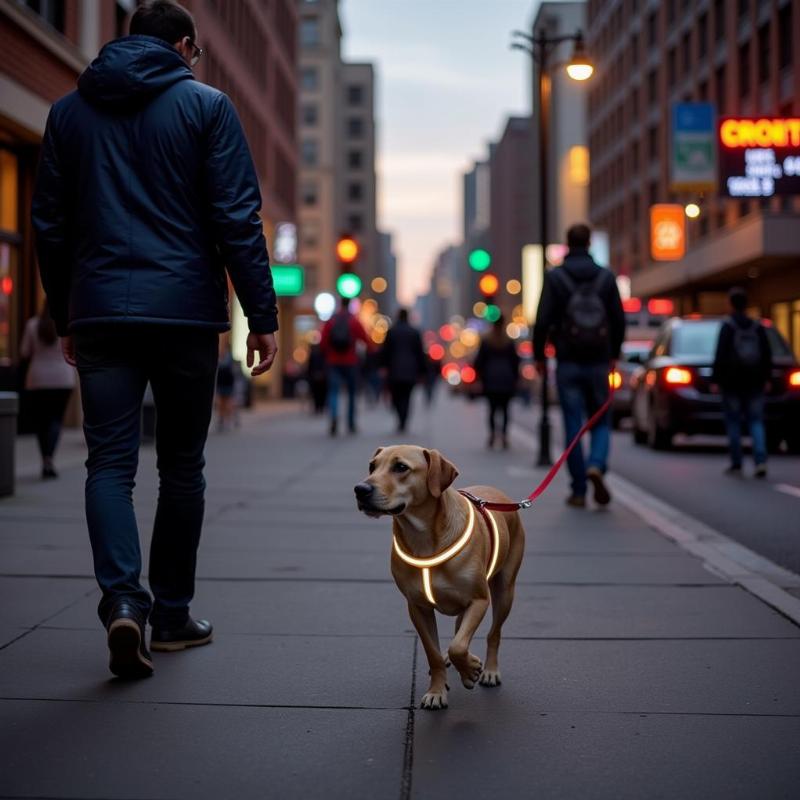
[485,509,501,581]
[422,568,435,605]
[392,499,475,568]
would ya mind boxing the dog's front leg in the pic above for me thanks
[447,597,489,689]
[407,602,448,710]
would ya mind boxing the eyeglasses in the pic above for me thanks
[187,38,203,67]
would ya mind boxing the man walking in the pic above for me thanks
[31,0,278,679]
[533,224,625,508]
[712,287,772,477]
[320,297,370,436]
[381,308,425,433]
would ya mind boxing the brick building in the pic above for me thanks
[587,0,800,354]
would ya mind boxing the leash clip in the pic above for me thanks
[518,499,533,509]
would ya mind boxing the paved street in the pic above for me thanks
[2,392,800,799]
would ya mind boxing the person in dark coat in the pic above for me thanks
[381,309,425,433]
[712,287,772,477]
[306,341,328,415]
[533,223,625,508]
[30,0,278,679]
[475,316,520,449]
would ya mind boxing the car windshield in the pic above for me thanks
[671,319,794,359]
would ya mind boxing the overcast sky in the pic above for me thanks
[340,0,545,305]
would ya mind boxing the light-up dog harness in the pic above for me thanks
[392,491,501,607]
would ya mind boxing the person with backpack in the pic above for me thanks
[320,297,371,436]
[380,308,426,433]
[712,287,772,477]
[533,223,626,508]
[475,315,520,449]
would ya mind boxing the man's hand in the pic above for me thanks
[61,336,76,366]
[247,332,278,376]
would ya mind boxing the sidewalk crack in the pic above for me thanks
[400,637,417,800]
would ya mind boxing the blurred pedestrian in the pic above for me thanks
[533,223,625,508]
[321,297,370,436]
[31,0,278,679]
[306,341,328,415]
[712,287,772,477]
[215,343,236,431]
[475,315,520,450]
[381,308,425,433]
[19,303,76,479]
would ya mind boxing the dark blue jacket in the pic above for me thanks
[31,35,277,336]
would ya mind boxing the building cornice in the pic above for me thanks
[0,0,89,74]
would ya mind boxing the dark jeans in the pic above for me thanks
[722,391,767,467]
[75,325,218,628]
[27,388,72,459]
[328,364,357,429]
[389,381,415,431]
[555,361,611,497]
[486,392,513,436]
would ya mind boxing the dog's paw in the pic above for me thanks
[453,653,483,690]
[420,690,448,710]
[479,669,502,687]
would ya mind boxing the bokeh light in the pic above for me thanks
[506,279,522,295]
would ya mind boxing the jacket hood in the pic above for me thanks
[562,250,600,280]
[78,35,193,109]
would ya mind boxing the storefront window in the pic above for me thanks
[0,149,20,366]
[792,301,800,360]
[771,302,790,350]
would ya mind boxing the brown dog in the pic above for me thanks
[355,446,525,710]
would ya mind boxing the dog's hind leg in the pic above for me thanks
[408,602,449,710]
[479,574,515,687]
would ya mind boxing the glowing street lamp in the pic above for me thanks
[565,35,594,81]
[684,202,701,219]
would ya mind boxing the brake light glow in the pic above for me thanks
[789,370,800,388]
[460,366,477,384]
[648,298,674,316]
[664,367,692,385]
[609,370,623,389]
[623,298,642,313]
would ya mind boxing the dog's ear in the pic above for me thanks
[372,447,384,458]
[424,449,459,498]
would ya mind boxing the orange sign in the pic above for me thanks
[720,118,800,149]
[650,205,686,261]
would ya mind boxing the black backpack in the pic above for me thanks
[729,317,761,368]
[559,270,609,352]
[329,312,353,353]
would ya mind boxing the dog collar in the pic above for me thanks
[392,493,501,607]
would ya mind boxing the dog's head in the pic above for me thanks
[354,445,459,519]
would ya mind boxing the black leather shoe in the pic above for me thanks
[107,601,153,679]
[151,617,213,652]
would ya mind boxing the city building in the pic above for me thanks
[377,230,398,315]
[587,0,800,354]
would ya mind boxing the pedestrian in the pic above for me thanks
[31,0,278,679]
[306,341,328,415]
[215,343,237,432]
[475,315,520,450]
[381,308,425,433]
[320,297,370,436]
[712,287,772,477]
[19,302,76,479]
[533,223,625,508]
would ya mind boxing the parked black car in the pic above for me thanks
[611,338,653,427]
[631,317,800,451]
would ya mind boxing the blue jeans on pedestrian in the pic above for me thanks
[328,365,357,430]
[75,326,218,629]
[721,391,767,467]
[555,361,611,498]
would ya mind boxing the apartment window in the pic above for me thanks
[758,23,770,84]
[681,33,690,75]
[698,12,708,59]
[631,139,640,171]
[739,41,750,98]
[347,150,363,169]
[301,139,318,167]
[631,33,639,68]
[698,80,708,101]
[737,0,749,21]
[20,0,65,32]
[779,4,793,69]
[301,103,318,126]
[647,11,657,46]
[300,67,319,91]
[300,18,321,47]
[347,85,364,106]
[347,182,363,201]
[715,64,726,113]
[630,87,639,118]
[647,69,657,103]
[649,181,659,206]
[667,0,676,25]
[714,0,725,42]
[301,181,318,206]
[302,219,320,248]
[347,117,364,138]
[347,214,363,233]
[648,126,658,158]
[667,48,677,87]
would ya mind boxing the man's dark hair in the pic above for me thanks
[130,1,195,44]
[397,308,409,323]
[566,223,592,250]
[729,286,748,312]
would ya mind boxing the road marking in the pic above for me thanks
[775,484,800,500]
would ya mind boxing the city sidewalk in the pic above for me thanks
[1,391,798,799]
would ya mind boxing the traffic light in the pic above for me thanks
[337,273,362,299]
[335,235,361,298]
[468,248,492,271]
[336,236,359,265]
[478,273,499,296]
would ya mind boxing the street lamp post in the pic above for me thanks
[512,28,593,467]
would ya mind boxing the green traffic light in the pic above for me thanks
[337,272,362,299]
[484,304,501,322]
[468,248,492,271]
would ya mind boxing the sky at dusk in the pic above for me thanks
[340,0,549,305]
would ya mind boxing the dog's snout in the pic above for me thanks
[354,482,374,500]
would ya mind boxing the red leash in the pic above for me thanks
[461,366,617,514]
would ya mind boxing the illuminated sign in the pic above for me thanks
[271,265,304,296]
[273,222,297,263]
[650,205,686,261]
[719,117,800,197]
[671,103,716,191]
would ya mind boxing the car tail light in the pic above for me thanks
[664,367,692,386]
[789,370,800,388]
[622,298,642,313]
[648,298,674,316]
[609,370,623,389]
[460,365,477,384]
